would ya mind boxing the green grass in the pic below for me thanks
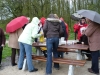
[2,44,11,59]
[68,32,75,40]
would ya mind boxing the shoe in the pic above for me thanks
[30,68,38,72]
[88,68,99,74]
[45,74,51,75]
[54,67,59,70]
[44,54,47,58]
[12,63,17,66]
[0,64,1,67]
[86,57,91,61]
[19,68,22,70]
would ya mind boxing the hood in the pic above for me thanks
[47,14,61,22]
[40,17,46,26]
[30,17,40,26]
[47,18,61,22]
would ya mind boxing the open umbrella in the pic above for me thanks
[71,13,83,21]
[6,16,28,33]
[77,9,100,24]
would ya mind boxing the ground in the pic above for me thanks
[0,53,99,75]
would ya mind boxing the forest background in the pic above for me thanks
[0,0,99,31]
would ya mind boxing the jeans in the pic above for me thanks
[46,37,59,74]
[91,50,99,73]
[18,42,34,71]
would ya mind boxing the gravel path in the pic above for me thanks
[0,53,99,75]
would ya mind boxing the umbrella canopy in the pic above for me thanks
[77,9,100,24]
[71,13,83,21]
[6,16,28,33]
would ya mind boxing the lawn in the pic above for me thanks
[2,32,75,59]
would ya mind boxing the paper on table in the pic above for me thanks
[39,42,46,45]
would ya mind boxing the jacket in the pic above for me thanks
[18,17,41,45]
[77,34,88,45]
[85,22,100,51]
[61,21,68,40]
[73,23,87,40]
[8,28,23,49]
[43,18,63,38]
[0,28,6,46]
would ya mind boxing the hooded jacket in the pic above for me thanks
[18,17,41,45]
[43,14,63,38]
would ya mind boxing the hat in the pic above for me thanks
[40,17,46,26]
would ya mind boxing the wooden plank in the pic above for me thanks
[32,55,86,66]
[32,43,89,50]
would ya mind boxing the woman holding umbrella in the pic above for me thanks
[7,16,29,66]
[8,28,23,66]
[77,9,100,74]
[85,18,100,74]
[18,17,43,72]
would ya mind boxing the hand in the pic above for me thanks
[40,33,44,36]
[1,44,4,47]
[78,23,83,26]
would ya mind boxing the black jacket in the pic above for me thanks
[77,34,88,45]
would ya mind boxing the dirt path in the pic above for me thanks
[0,53,99,75]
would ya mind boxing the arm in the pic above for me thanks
[43,21,48,37]
[59,23,64,37]
[85,23,98,37]
[31,26,42,38]
[73,23,80,33]
[1,29,6,46]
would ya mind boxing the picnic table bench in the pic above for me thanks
[22,43,88,75]
[31,55,86,75]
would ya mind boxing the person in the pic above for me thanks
[85,18,100,74]
[76,27,91,61]
[43,14,63,75]
[39,17,47,57]
[60,17,69,55]
[8,28,23,66]
[8,17,30,66]
[0,28,6,67]
[18,17,43,72]
[73,17,87,40]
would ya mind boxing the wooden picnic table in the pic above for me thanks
[32,42,89,60]
[32,42,88,75]
[32,42,89,50]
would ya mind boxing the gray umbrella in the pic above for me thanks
[71,13,83,21]
[76,9,100,24]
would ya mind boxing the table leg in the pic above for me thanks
[36,48,42,63]
[22,58,27,71]
[81,53,85,60]
[76,50,82,60]
[68,65,74,75]
[36,48,42,56]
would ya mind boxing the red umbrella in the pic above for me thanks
[6,16,28,33]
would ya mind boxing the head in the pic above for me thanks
[40,17,46,26]
[54,14,59,19]
[60,17,64,21]
[31,17,40,26]
[80,17,86,24]
[48,14,56,18]
[86,18,92,24]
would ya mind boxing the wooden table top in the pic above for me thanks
[32,43,89,50]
